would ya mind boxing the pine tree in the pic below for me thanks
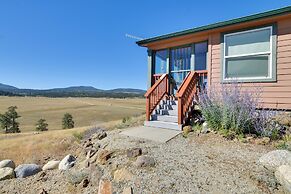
[0,106,21,133]
[62,113,74,129]
[35,118,48,131]
[0,113,11,133]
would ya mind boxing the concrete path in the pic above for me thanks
[120,126,181,143]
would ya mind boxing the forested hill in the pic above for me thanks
[0,83,146,98]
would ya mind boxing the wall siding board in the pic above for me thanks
[207,18,291,110]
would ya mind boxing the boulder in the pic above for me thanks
[42,160,60,171]
[122,187,133,194]
[66,169,89,185]
[126,148,142,158]
[59,154,76,170]
[98,179,112,194]
[15,164,42,178]
[0,167,15,181]
[97,150,112,165]
[134,155,155,168]
[275,165,291,193]
[113,168,133,182]
[201,122,209,134]
[0,159,15,169]
[258,150,291,171]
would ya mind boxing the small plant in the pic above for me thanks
[35,118,48,131]
[62,113,74,129]
[72,131,84,142]
[122,116,130,123]
[0,106,21,133]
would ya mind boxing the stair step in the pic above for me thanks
[155,109,178,116]
[160,100,177,106]
[159,104,178,110]
[156,115,178,123]
[144,121,182,131]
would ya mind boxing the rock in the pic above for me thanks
[59,154,76,170]
[42,160,60,171]
[126,148,142,158]
[98,179,112,194]
[0,159,15,169]
[182,126,192,136]
[39,188,48,194]
[201,122,209,134]
[122,187,133,194]
[134,155,155,167]
[113,168,133,182]
[66,169,89,185]
[275,165,291,193]
[82,178,89,188]
[255,137,270,145]
[15,164,42,178]
[92,130,107,140]
[0,167,15,181]
[36,171,48,182]
[80,159,90,168]
[86,147,98,159]
[97,150,112,165]
[258,150,291,171]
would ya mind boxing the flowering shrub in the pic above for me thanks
[198,83,283,138]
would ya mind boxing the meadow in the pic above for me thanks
[0,96,145,164]
[0,96,145,132]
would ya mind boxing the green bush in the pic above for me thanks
[35,118,48,131]
[62,113,74,129]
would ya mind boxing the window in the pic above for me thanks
[154,49,168,74]
[223,26,275,81]
[194,42,207,70]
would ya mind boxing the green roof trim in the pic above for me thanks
[137,6,291,46]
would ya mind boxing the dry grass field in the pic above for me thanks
[0,96,145,132]
[0,97,145,165]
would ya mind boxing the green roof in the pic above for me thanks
[137,6,291,46]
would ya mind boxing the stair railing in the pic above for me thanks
[145,74,169,121]
[176,70,207,125]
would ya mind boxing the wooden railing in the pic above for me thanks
[152,74,163,84]
[176,70,208,125]
[145,74,169,121]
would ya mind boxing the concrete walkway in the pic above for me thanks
[120,126,181,143]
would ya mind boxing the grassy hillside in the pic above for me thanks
[0,96,145,132]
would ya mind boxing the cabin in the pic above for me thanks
[137,6,291,130]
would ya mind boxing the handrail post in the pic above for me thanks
[146,97,150,121]
[178,97,183,125]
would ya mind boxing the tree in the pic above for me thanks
[0,113,11,133]
[0,106,21,133]
[35,118,48,131]
[62,113,74,129]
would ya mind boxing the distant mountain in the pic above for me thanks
[0,83,19,91]
[108,88,146,94]
[0,83,146,98]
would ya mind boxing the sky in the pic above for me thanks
[0,0,290,90]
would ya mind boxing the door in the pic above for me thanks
[170,46,192,93]
[170,42,208,94]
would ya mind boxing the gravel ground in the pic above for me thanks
[0,128,284,194]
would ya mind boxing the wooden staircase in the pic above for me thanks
[144,70,207,130]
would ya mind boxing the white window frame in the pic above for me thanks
[223,26,273,81]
